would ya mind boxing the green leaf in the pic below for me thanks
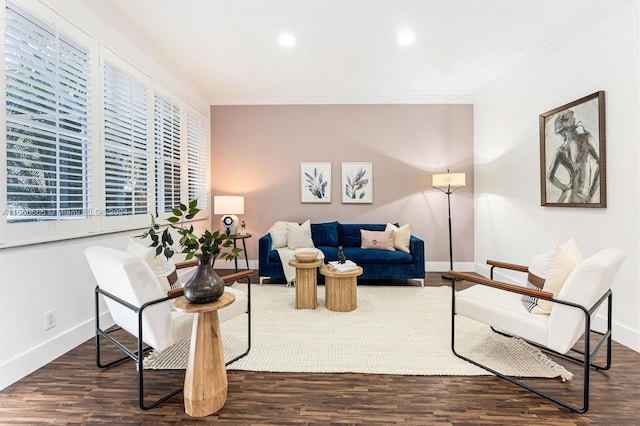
[179,203,187,211]
[189,199,198,210]
[167,216,180,223]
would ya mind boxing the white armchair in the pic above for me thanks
[85,245,252,409]
[449,248,624,413]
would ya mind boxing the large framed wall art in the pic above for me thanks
[539,91,606,208]
[300,162,331,203]
[341,162,373,204]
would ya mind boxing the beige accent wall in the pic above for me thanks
[210,104,474,268]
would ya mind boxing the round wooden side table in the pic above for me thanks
[174,292,235,417]
[289,259,323,309]
[319,264,363,312]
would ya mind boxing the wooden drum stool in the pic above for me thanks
[319,264,363,312]
[289,259,322,309]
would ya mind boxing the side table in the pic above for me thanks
[232,233,251,272]
[174,292,236,417]
[319,264,363,312]
[288,259,323,309]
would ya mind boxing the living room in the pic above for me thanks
[1,0,638,423]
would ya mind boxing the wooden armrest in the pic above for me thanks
[222,269,254,284]
[167,269,253,297]
[448,271,553,300]
[167,287,184,298]
[487,259,529,273]
[175,260,198,269]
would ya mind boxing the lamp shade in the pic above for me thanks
[213,196,244,215]
[432,172,466,188]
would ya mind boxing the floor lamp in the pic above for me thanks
[432,170,466,280]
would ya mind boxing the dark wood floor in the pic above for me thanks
[1,272,639,425]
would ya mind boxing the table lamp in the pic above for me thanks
[432,170,466,280]
[214,195,244,235]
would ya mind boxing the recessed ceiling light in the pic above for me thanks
[397,30,416,46]
[278,32,296,47]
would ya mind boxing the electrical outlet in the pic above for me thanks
[45,310,56,330]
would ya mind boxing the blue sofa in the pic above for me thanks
[259,221,425,286]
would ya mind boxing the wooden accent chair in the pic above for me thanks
[449,248,624,413]
[85,245,253,410]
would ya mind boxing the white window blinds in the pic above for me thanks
[5,4,90,222]
[154,94,181,213]
[187,110,208,209]
[103,61,149,216]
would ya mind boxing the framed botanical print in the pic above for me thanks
[539,91,606,208]
[341,162,373,204]
[301,162,331,203]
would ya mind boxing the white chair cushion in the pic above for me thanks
[456,285,549,348]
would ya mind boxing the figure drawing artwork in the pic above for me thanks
[539,91,606,208]
[301,162,331,203]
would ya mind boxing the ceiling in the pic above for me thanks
[79,0,623,104]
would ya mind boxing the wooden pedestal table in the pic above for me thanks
[288,259,323,309]
[174,292,236,417]
[319,264,363,312]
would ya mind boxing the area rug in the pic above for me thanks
[143,284,573,380]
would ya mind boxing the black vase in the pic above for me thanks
[183,253,225,304]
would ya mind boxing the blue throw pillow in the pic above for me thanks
[338,223,396,247]
[311,221,339,246]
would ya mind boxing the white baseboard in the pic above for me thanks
[0,311,113,391]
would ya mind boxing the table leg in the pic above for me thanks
[325,276,357,312]
[295,267,318,309]
[184,311,227,417]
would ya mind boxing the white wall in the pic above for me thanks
[0,1,210,390]
[473,1,639,351]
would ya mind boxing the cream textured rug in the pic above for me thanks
[143,284,572,379]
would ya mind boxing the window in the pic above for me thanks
[103,61,149,217]
[154,94,181,214]
[187,110,208,209]
[2,2,210,247]
[4,3,89,223]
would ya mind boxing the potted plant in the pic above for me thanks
[138,199,242,304]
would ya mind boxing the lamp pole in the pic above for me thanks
[443,185,454,280]
[432,170,466,281]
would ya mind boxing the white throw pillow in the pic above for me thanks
[126,238,172,294]
[269,221,288,249]
[286,220,315,249]
[385,223,411,253]
[521,239,583,314]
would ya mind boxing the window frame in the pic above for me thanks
[0,2,211,248]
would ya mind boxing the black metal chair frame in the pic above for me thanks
[95,273,252,410]
[450,266,612,414]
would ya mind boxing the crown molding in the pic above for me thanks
[209,94,473,106]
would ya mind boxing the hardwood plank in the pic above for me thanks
[1,272,638,424]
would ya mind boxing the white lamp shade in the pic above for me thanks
[214,196,244,215]
[432,172,466,188]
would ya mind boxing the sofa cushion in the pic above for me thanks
[360,229,395,251]
[269,221,288,249]
[385,223,412,253]
[311,221,339,247]
[343,247,413,264]
[286,220,315,249]
[338,223,394,247]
